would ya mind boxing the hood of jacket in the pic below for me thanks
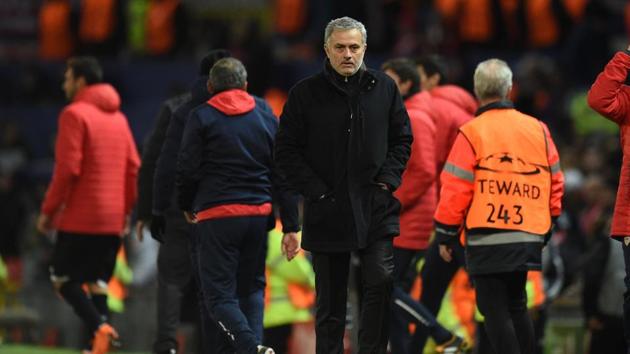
[73,84,121,112]
[207,89,255,116]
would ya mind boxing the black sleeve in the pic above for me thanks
[582,236,609,319]
[153,104,189,214]
[275,88,330,200]
[136,103,172,220]
[271,164,301,233]
[375,84,413,190]
[176,111,204,212]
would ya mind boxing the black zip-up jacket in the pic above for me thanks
[275,61,413,252]
[136,92,190,221]
[153,76,210,216]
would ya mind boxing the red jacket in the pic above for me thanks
[588,51,630,238]
[41,84,140,235]
[393,93,437,250]
[431,85,478,116]
[411,91,473,180]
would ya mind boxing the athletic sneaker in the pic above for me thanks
[257,345,275,354]
[435,335,469,354]
[92,323,119,354]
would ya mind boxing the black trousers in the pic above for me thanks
[473,271,534,354]
[410,240,465,350]
[312,239,394,354]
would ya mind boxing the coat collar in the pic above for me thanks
[475,100,514,116]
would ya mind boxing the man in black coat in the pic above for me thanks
[275,16,412,354]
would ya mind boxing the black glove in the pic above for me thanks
[544,216,559,246]
[150,214,166,243]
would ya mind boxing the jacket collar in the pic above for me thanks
[322,59,377,95]
[475,100,514,116]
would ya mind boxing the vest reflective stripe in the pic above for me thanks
[467,231,543,246]
[460,109,552,234]
[79,0,116,42]
[444,162,474,182]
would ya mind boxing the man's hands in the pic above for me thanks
[36,213,52,235]
[281,232,300,261]
[439,244,453,262]
[135,220,147,241]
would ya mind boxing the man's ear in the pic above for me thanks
[244,81,248,91]
[400,80,412,96]
[76,76,87,90]
[207,80,213,95]
[429,73,441,88]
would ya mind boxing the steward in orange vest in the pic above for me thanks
[39,0,74,60]
[434,58,564,354]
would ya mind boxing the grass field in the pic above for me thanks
[0,345,149,354]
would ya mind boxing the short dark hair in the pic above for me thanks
[209,58,247,93]
[66,56,103,84]
[199,49,231,75]
[415,54,448,84]
[381,58,420,95]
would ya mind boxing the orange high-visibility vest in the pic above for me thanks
[525,0,560,48]
[146,0,179,55]
[79,0,116,42]
[527,271,545,307]
[274,0,306,35]
[459,109,552,234]
[39,0,73,60]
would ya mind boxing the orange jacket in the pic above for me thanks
[435,101,563,238]
[145,0,180,55]
[79,0,116,43]
[39,0,73,60]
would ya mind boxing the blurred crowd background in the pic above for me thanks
[1,0,630,353]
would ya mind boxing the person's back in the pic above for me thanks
[38,56,138,354]
[431,84,478,116]
[176,57,285,354]
[435,58,563,354]
[51,83,137,233]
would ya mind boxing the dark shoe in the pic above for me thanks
[435,335,469,354]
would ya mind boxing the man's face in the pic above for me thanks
[384,69,410,97]
[417,65,439,91]
[62,68,79,101]
[324,29,366,76]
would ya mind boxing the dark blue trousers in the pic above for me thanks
[192,216,268,354]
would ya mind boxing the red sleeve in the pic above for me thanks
[587,51,630,125]
[124,123,141,216]
[542,123,564,217]
[41,109,85,216]
[394,111,436,207]
[434,133,475,226]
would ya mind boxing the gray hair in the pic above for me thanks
[209,57,247,93]
[324,17,367,45]
[473,59,513,101]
